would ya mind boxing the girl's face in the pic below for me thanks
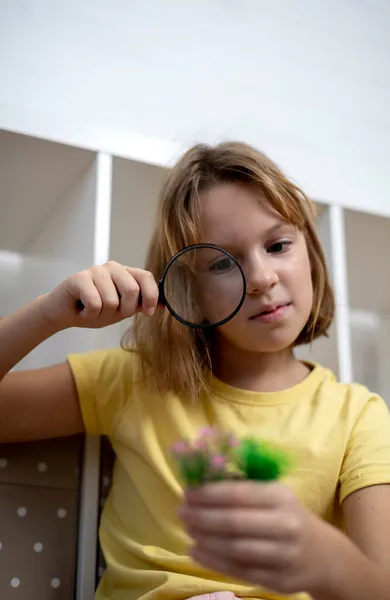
[198,183,313,353]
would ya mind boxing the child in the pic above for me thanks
[1,141,390,600]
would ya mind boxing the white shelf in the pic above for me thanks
[345,209,390,314]
[0,129,95,257]
[0,130,105,600]
[0,129,100,368]
[110,156,166,266]
[0,129,97,313]
[95,156,167,350]
[345,208,390,401]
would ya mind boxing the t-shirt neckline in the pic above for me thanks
[209,361,327,406]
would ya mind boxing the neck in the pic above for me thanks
[210,336,310,393]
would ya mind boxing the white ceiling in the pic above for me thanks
[2,0,389,218]
[0,129,94,252]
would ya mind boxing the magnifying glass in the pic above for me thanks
[157,243,246,329]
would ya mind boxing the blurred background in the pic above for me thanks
[0,1,389,598]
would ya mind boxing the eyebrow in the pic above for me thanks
[265,220,296,236]
[210,220,296,249]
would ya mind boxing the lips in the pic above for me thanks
[250,302,290,318]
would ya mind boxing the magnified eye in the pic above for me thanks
[209,257,235,273]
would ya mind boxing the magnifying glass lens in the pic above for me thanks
[162,246,245,328]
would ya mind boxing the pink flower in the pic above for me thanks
[171,441,189,455]
[198,426,216,438]
[193,439,208,450]
[210,455,226,469]
[227,436,240,448]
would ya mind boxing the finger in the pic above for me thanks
[181,507,285,539]
[186,594,238,600]
[126,267,159,315]
[103,263,140,316]
[185,481,290,508]
[191,534,285,568]
[68,271,103,319]
[190,547,278,591]
[91,268,121,314]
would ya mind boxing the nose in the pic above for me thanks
[245,254,279,295]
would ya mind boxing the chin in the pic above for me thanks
[219,322,304,354]
[224,333,297,354]
[242,339,294,354]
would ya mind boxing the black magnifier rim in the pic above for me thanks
[157,243,247,329]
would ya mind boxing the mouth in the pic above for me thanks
[250,302,291,323]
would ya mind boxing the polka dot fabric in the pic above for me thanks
[0,436,83,599]
[0,437,81,489]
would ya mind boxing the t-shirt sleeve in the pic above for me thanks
[67,347,135,438]
[339,390,390,504]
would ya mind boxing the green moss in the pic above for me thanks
[234,437,291,481]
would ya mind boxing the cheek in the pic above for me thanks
[198,292,240,324]
[196,280,244,323]
[217,316,244,342]
[290,255,313,313]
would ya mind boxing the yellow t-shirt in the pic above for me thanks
[68,347,390,600]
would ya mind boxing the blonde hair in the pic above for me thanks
[123,141,335,399]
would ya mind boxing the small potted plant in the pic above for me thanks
[171,427,292,487]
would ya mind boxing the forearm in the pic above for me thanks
[0,295,58,380]
[312,531,390,600]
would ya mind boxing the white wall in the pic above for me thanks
[0,1,389,217]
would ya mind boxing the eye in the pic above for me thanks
[209,257,235,272]
[267,240,292,254]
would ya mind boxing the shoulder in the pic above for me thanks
[309,362,389,430]
[67,345,146,405]
[313,361,383,405]
[67,346,147,437]
[68,345,141,377]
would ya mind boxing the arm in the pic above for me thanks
[344,484,390,570]
[0,261,159,443]
[0,294,57,380]
[314,484,390,600]
[0,296,84,442]
[0,363,84,442]
[316,390,390,599]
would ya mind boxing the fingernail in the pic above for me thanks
[146,307,155,316]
